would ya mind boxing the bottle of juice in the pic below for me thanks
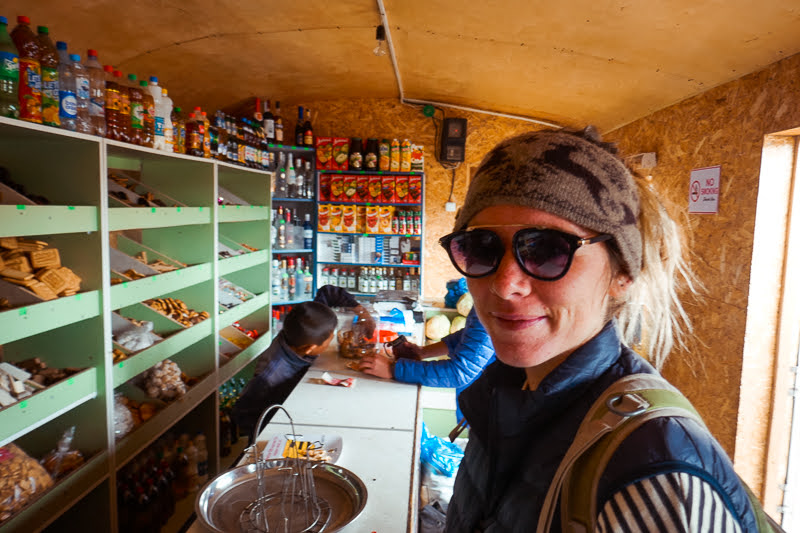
[36,26,59,127]
[185,111,203,157]
[103,64,119,140]
[0,16,20,119]
[127,73,143,145]
[139,79,154,148]
[10,16,41,123]
[172,106,185,154]
[160,88,173,152]
[390,138,400,171]
[114,70,131,142]
[200,110,211,158]
[400,139,412,172]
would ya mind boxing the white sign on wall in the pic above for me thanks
[689,165,720,214]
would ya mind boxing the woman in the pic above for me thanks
[442,127,759,531]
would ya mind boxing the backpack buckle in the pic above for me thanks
[605,392,649,417]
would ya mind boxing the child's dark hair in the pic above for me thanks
[282,302,337,348]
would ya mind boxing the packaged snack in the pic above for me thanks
[318,204,330,231]
[331,137,349,170]
[379,206,394,234]
[381,175,396,203]
[368,176,382,203]
[366,206,380,233]
[400,139,412,172]
[395,175,409,203]
[330,175,344,202]
[330,204,343,232]
[356,205,367,233]
[342,205,357,233]
[411,144,425,172]
[0,443,55,522]
[319,173,331,201]
[409,174,422,203]
[343,175,358,202]
[356,175,369,202]
[40,426,85,480]
[316,137,333,169]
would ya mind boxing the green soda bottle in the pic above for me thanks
[0,16,19,118]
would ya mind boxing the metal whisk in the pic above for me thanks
[239,405,333,533]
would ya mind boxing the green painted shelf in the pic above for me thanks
[0,205,99,237]
[217,204,272,222]
[0,291,102,344]
[0,367,98,448]
[108,206,211,231]
[218,249,270,276]
[218,332,272,383]
[217,292,270,329]
[109,262,213,309]
[112,319,214,387]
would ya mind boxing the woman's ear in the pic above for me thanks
[609,274,633,299]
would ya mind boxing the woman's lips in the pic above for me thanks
[490,312,545,331]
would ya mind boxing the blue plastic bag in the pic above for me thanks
[444,278,468,309]
[419,422,464,477]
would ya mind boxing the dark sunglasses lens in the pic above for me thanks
[516,230,573,279]
[447,230,503,277]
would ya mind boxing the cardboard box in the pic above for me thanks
[356,205,367,233]
[330,204,343,233]
[316,137,333,169]
[343,175,358,202]
[342,205,357,233]
[381,175,396,203]
[395,175,409,204]
[318,205,330,231]
[356,175,369,203]
[379,206,394,234]
[365,206,380,233]
[408,174,422,203]
[330,175,344,202]
[367,176,382,203]
[331,137,349,170]
[319,173,331,201]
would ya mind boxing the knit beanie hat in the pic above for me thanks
[454,126,642,278]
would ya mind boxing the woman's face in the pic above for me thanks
[466,205,629,369]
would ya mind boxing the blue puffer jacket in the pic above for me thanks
[393,308,495,421]
[445,321,758,532]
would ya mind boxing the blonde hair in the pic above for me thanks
[615,174,699,370]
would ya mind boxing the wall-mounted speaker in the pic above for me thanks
[439,118,467,162]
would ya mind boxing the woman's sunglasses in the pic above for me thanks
[439,225,612,281]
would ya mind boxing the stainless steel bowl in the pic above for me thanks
[195,459,368,533]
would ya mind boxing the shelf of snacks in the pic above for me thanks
[218,319,271,383]
[218,248,269,276]
[0,367,98,448]
[109,262,213,310]
[218,292,271,329]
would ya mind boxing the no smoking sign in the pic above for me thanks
[689,166,720,214]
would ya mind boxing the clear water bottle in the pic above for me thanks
[146,76,165,150]
[85,49,105,136]
[57,46,77,131]
[0,16,19,119]
[160,88,174,152]
[71,54,91,133]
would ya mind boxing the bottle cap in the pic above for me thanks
[88,49,98,58]
[69,54,80,62]
[0,16,7,25]
[113,70,122,78]
[162,88,168,96]
[37,26,48,34]
[149,76,158,83]
[174,107,181,113]
[17,16,30,24]
[139,80,147,87]
[56,41,67,50]
[127,73,137,81]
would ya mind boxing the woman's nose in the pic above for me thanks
[490,246,532,299]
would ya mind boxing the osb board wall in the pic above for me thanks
[281,98,537,300]
[606,51,800,496]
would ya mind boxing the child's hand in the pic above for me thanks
[391,341,423,361]
[359,353,394,379]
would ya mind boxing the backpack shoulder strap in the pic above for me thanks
[536,373,703,533]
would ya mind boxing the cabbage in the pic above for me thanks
[426,314,451,341]
[450,315,467,334]
[456,293,473,316]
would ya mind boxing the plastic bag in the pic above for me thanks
[444,278,468,309]
[113,392,134,440]
[40,426,85,480]
[419,422,464,477]
[0,443,54,523]
[114,321,160,352]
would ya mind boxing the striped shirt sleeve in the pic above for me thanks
[595,472,744,533]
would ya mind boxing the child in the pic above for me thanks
[231,301,337,441]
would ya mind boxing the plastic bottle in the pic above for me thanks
[71,54,91,133]
[171,106,185,153]
[103,65,119,139]
[85,49,105,136]
[194,433,209,486]
[0,16,20,119]
[139,79,154,148]
[56,46,76,131]
[146,76,165,149]
[390,138,400,171]
[185,111,202,157]
[184,438,199,492]
[160,87,174,152]
[10,16,40,123]
[36,26,59,126]
[127,74,143,144]
[114,70,130,142]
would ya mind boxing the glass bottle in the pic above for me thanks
[303,106,313,147]
[294,105,304,146]
[274,100,284,144]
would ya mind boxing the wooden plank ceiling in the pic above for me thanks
[4,0,800,131]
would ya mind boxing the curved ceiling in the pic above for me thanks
[4,0,800,131]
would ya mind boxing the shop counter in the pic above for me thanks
[188,346,422,532]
